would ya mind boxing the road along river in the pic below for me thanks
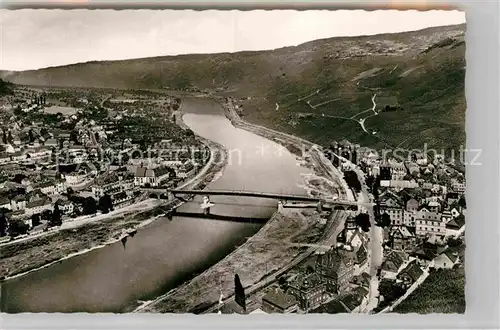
[1,98,313,313]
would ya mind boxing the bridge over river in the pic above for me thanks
[140,187,373,211]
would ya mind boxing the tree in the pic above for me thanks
[28,129,35,142]
[41,209,52,221]
[234,274,246,312]
[172,103,180,111]
[355,213,371,232]
[0,210,8,237]
[458,196,466,209]
[378,279,405,308]
[31,213,41,228]
[98,194,113,214]
[278,277,287,289]
[8,218,29,237]
[83,197,98,215]
[447,237,463,247]
[50,204,63,227]
[70,131,79,143]
[379,213,392,228]
[13,174,26,184]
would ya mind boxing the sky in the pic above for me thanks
[0,9,465,71]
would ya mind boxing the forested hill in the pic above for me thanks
[1,23,466,154]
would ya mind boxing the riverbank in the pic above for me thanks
[136,207,326,313]
[220,96,349,200]
[0,107,229,281]
[0,205,166,280]
[220,97,314,156]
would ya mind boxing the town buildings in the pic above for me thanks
[287,272,328,311]
[134,166,171,187]
[416,211,446,237]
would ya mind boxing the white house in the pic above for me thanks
[416,211,446,237]
[134,167,156,187]
[57,200,74,215]
[390,162,407,181]
[176,161,195,179]
[11,152,27,162]
[44,139,58,148]
[64,172,88,187]
[39,181,57,195]
[56,181,68,194]
[403,210,418,228]
[433,250,459,269]
[10,196,27,211]
[134,166,171,187]
[25,198,53,216]
[27,148,51,160]
[451,179,466,193]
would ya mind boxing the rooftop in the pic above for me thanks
[398,260,424,282]
[135,167,155,178]
[262,289,297,310]
[289,272,325,292]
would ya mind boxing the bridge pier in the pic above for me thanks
[316,200,324,213]
[201,196,213,215]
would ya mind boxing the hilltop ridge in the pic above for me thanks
[1,23,466,154]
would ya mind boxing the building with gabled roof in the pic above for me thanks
[380,249,407,278]
[389,225,416,252]
[433,248,460,269]
[397,260,424,288]
[315,248,356,294]
[416,211,446,237]
[287,272,327,311]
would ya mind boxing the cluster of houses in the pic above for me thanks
[338,139,465,309]
[0,92,203,238]
[245,139,466,314]
[246,215,371,314]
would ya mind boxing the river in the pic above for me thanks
[1,98,312,313]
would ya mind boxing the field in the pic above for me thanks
[393,267,465,314]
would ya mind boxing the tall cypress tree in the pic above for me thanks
[234,274,246,312]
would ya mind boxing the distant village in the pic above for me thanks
[0,88,207,240]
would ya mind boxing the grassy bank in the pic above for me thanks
[393,267,465,314]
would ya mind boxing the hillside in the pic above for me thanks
[1,24,466,154]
